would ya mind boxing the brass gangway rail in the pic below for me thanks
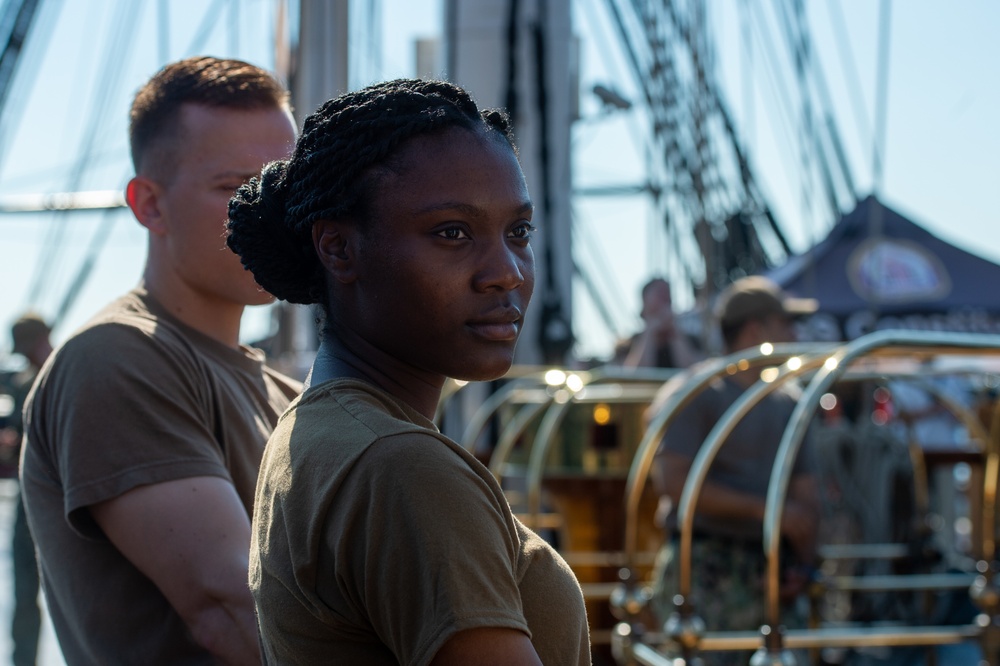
[613,330,1000,664]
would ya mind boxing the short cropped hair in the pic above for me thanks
[641,277,670,302]
[11,312,50,356]
[129,56,290,178]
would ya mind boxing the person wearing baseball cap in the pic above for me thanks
[714,275,817,354]
[649,275,820,665]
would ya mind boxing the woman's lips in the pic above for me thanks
[467,310,522,341]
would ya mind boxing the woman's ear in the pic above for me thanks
[126,176,166,235]
[313,219,358,284]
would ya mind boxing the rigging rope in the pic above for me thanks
[826,0,876,178]
[0,0,49,173]
[157,0,169,62]
[774,0,857,224]
[0,0,41,118]
[25,0,141,315]
[872,0,893,197]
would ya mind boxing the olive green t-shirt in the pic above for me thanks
[252,379,591,665]
[21,288,301,664]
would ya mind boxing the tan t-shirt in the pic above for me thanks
[252,379,591,665]
[21,288,301,664]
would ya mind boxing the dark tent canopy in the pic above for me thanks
[767,195,1000,341]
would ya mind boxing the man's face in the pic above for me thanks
[642,280,672,320]
[758,313,797,344]
[153,104,297,308]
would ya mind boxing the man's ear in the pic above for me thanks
[313,219,358,284]
[125,176,166,235]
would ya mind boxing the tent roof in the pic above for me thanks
[767,195,1000,318]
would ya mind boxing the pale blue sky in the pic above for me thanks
[1,0,998,361]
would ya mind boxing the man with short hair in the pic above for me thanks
[21,57,299,664]
[613,277,701,369]
[650,275,821,666]
[2,313,52,666]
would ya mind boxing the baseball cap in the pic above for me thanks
[715,276,817,329]
[11,313,51,356]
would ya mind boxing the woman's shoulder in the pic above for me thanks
[301,379,437,436]
[282,379,478,481]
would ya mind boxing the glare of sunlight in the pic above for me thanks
[545,369,567,386]
[565,373,585,392]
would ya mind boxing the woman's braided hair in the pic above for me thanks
[227,78,516,306]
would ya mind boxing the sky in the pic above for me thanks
[1,0,998,364]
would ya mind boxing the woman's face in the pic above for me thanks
[346,126,535,382]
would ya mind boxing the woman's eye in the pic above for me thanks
[509,222,536,241]
[437,227,470,240]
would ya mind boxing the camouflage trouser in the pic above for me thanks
[651,535,808,666]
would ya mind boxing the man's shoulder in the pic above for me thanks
[56,305,179,367]
[37,293,209,401]
[59,289,165,351]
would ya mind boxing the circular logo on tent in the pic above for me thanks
[847,238,951,303]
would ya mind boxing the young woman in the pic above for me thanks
[227,79,590,665]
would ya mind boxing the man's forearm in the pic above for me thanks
[657,455,765,524]
[688,479,767,523]
[183,594,261,665]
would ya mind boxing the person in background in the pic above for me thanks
[613,277,700,369]
[227,78,591,665]
[0,314,52,666]
[650,275,820,666]
[20,57,300,664]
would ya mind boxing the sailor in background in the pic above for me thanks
[1,313,51,666]
[612,278,701,370]
[649,276,820,666]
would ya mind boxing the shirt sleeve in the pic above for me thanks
[326,432,529,666]
[657,384,720,459]
[29,322,231,538]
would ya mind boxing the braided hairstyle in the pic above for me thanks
[227,78,516,307]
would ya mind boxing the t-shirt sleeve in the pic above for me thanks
[657,386,718,459]
[30,323,231,537]
[327,433,528,666]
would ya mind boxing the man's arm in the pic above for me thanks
[622,327,662,369]
[656,450,816,546]
[431,628,543,666]
[623,307,701,369]
[655,451,769,523]
[90,476,260,665]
